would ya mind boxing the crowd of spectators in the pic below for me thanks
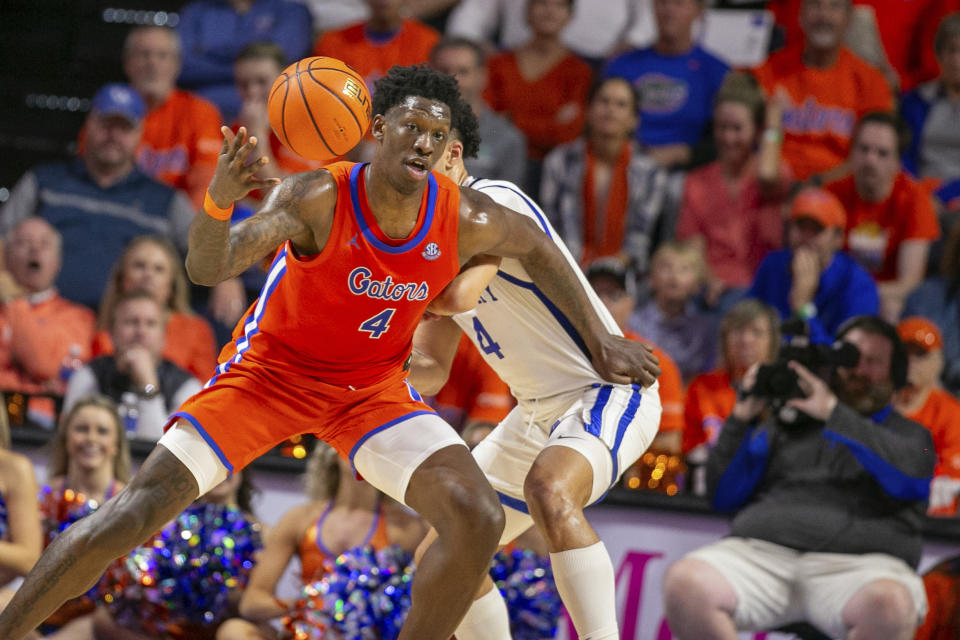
[1,0,960,636]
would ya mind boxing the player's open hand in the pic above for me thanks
[592,335,661,388]
[207,126,282,208]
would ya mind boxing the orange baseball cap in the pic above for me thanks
[897,317,943,352]
[789,188,847,229]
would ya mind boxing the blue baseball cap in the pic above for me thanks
[90,83,145,124]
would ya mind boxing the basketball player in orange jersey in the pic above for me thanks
[0,65,660,640]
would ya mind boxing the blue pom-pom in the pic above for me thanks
[0,494,8,542]
[490,549,561,639]
[99,502,262,635]
[282,545,415,640]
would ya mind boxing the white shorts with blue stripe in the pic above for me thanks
[472,381,662,546]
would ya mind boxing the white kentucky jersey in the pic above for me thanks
[453,177,624,406]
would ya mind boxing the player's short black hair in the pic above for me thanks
[373,64,481,159]
[448,99,481,160]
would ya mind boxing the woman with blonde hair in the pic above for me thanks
[39,395,131,638]
[0,394,43,616]
[216,442,427,639]
[93,236,217,379]
[682,300,780,493]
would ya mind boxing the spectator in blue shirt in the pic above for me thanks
[0,84,193,310]
[630,239,717,381]
[177,0,313,121]
[902,12,960,189]
[748,188,878,344]
[605,0,729,169]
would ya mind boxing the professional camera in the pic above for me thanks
[747,318,860,422]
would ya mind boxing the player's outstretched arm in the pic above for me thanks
[457,189,661,387]
[186,126,333,286]
[410,315,464,395]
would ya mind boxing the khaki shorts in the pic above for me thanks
[688,537,928,638]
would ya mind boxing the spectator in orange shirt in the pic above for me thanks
[0,218,95,397]
[894,317,960,516]
[827,112,941,321]
[234,42,323,184]
[484,0,592,190]
[683,299,780,454]
[585,258,685,454]
[683,299,780,493]
[124,26,249,336]
[312,0,440,161]
[769,0,944,91]
[122,25,222,211]
[313,0,440,90]
[433,333,515,433]
[753,0,893,182]
[94,236,217,381]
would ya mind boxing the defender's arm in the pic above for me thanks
[456,188,660,387]
[428,254,502,316]
[410,315,464,396]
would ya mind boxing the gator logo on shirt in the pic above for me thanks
[637,73,689,115]
[348,267,428,301]
[137,145,189,176]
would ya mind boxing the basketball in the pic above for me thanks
[268,56,372,162]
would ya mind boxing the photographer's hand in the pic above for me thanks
[785,361,838,421]
[732,364,767,422]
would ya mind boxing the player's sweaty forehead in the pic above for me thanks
[387,96,451,124]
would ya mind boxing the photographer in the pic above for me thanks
[663,316,935,640]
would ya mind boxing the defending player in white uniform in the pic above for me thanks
[410,133,663,640]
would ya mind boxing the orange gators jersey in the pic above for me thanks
[313,20,440,89]
[214,162,461,388]
[753,47,893,181]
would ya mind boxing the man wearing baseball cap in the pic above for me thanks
[0,83,194,310]
[91,82,146,123]
[894,316,960,516]
[748,187,878,344]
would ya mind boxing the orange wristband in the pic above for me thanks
[203,192,234,221]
